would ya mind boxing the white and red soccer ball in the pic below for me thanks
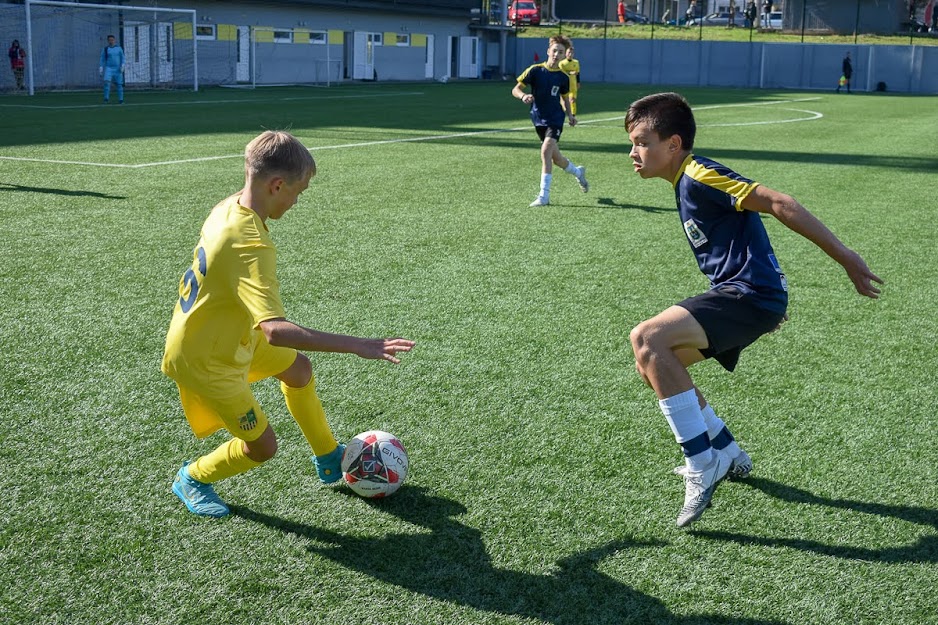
[341,430,409,498]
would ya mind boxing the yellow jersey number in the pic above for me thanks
[179,246,206,313]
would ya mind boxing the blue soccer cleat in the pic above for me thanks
[172,461,230,518]
[313,443,346,484]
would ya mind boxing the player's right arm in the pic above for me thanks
[259,319,414,364]
[513,83,534,105]
[742,184,883,298]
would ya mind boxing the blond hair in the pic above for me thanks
[244,131,315,182]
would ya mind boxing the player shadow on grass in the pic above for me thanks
[596,197,675,212]
[692,477,938,563]
[231,487,787,625]
[0,182,126,199]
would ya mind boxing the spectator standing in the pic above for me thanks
[837,52,853,93]
[761,0,772,27]
[8,39,25,90]
[729,0,737,26]
[745,0,757,27]
[686,0,698,25]
[618,0,627,23]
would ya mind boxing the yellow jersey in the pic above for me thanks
[558,57,580,96]
[162,193,286,397]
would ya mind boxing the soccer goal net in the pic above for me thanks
[249,27,340,88]
[1,0,196,95]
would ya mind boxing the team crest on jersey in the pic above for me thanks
[683,219,709,248]
[239,408,258,431]
[551,85,560,96]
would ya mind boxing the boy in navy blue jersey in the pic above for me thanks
[512,35,589,207]
[625,92,882,527]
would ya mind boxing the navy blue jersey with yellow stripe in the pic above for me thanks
[673,154,788,313]
[516,63,569,128]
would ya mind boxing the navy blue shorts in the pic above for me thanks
[677,285,786,372]
[535,125,563,142]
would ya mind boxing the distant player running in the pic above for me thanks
[512,35,589,207]
[624,93,882,527]
[163,130,414,518]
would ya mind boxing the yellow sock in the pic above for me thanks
[189,437,261,484]
[281,378,338,456]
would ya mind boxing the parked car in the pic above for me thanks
[762,10,783,28]
[702,10,741,26]
[508,1,540,26]
[624,9,650,24]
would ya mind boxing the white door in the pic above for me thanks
[122,23,151,85]
[424,34,434,79]
[236,26,250,82]
[157,23,173,83]
[352,31,376,80]
[458,36,479,78]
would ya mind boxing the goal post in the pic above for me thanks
[8,0,197,95]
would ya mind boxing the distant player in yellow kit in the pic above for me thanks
[558,40,580,116]
[163,130,414,518]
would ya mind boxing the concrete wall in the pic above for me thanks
[511,36,938,93]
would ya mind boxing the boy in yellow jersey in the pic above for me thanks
[163,130,415,518]
[557,41,580,116]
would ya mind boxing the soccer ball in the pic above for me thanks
[341,430,409,498]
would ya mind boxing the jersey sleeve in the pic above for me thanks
[516,64,537,85]
[235,240,286,327]
[685,158,760,210]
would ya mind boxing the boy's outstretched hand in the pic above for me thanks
[842,250,883,299]
[358,338,415,364]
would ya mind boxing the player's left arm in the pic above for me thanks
[742,184,883,298]
[564,93,577,126]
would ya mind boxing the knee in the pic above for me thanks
[281,353,313,388]
[246,428,278,462]
[629,322,658,374]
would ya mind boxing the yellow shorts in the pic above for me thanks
[176,336,297,441]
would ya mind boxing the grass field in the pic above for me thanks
[1,82,936,625]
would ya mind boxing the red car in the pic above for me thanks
[508,1,541,26]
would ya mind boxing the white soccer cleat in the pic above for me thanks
[675,450,731,528]
[673,448,752,481]
[575,166,589,193]
[529,195,549,207]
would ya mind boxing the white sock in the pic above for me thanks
[564,161,578,175]
[701,404,742,459]
[659,389,712,472]
[539,173,552,197]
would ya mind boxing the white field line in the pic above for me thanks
[0,97,823,169]
[0,91,426,110]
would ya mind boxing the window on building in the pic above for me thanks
[395,34,410,46]
[273,30,293,43]
[309,31,327,44]
[196,24,216,41]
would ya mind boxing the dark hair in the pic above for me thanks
[11,40,19,46]
[625,92,696,151]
